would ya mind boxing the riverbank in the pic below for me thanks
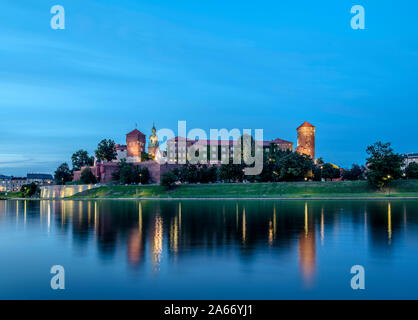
[64,180,418,200]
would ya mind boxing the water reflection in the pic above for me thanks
[1,199,417,286]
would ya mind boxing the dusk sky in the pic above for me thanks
[1,0,417,176]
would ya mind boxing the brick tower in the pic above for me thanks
[126,128,146,162]
[295,121,315,159]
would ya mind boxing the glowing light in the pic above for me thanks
[170,216,179,254]
[152,215,163,270]
[273,205,277,238]
[242,208,246,245]
[388,202,392,243]
[320,207,324,246]
[268,220,273,246]
[304,202,308,236]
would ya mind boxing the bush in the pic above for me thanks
[405,162,418,179]
[20,183,40,198]
[80,168,97,184]
[342,164,365,181]
[161,171,177,189]
[135,167,151,184]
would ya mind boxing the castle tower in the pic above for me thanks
[148,123,159,160]
[295,121,315,159]
[126,128,146,162]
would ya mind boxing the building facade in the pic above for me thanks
[402,153,418,169]
[27,173,54,185]
[0,175,11,192]
[1,174,53,192]
[295,121,315,160]
[167,136,293,164]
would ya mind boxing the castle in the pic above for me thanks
[73,121,316,183]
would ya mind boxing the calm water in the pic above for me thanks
[0,199,418,299]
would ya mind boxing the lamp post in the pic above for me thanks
[387,175,391,196]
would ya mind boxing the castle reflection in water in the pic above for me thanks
[0,199,415,286]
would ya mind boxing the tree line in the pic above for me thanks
[162,141,418,189]
[53,139,151,185]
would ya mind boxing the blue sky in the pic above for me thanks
[0,0,417,176]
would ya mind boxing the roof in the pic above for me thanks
[0,175,11,180]
[126,129,145,136]
[27,173,53,180]
[297,121,315,129]
[271,138,293,144]
[115,144,127,150]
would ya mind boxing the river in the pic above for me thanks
[0,199,417,299]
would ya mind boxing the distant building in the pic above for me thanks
[1,173,53,192]
[27,173,54,185]
[262,138,294,158]
[402,153,418,169]
[0,175,12,192]
[10,177,27,192]
[167,136,293,164]
[114,144,127,162]
[167,137,197,164]
[295,121,315,160]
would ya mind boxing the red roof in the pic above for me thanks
[271,138,293,144]
[126,129,145,136]
[297,121,315,129]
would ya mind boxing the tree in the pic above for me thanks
[273,151,314,181]
[342,164,365,181]
[135,166,151,184]
[219,161,245,182]
[20,183,40,198]
[366,142,403,188]
[141,152,152,161]
[316,157,325,165]
[80,168,97,184]
[320,163,341,180]
[95,139,117,162]
[54,163,73,185]
[405,162,418,179]
[161,171,177,189]
[120,164,134,184]
[71,150,94,171]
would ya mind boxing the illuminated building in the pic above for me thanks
[147,123,160,160]
[295,121,315,159]
[167,137,293,164]
[126,128,146,162]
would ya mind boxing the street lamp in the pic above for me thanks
[387,175,391,196]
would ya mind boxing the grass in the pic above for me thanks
[68,180,418,199]
[0,192,22,200]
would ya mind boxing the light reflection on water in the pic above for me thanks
[0,199,417,299]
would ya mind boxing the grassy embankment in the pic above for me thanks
[68,180,418,199]
[0,192,22,200]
